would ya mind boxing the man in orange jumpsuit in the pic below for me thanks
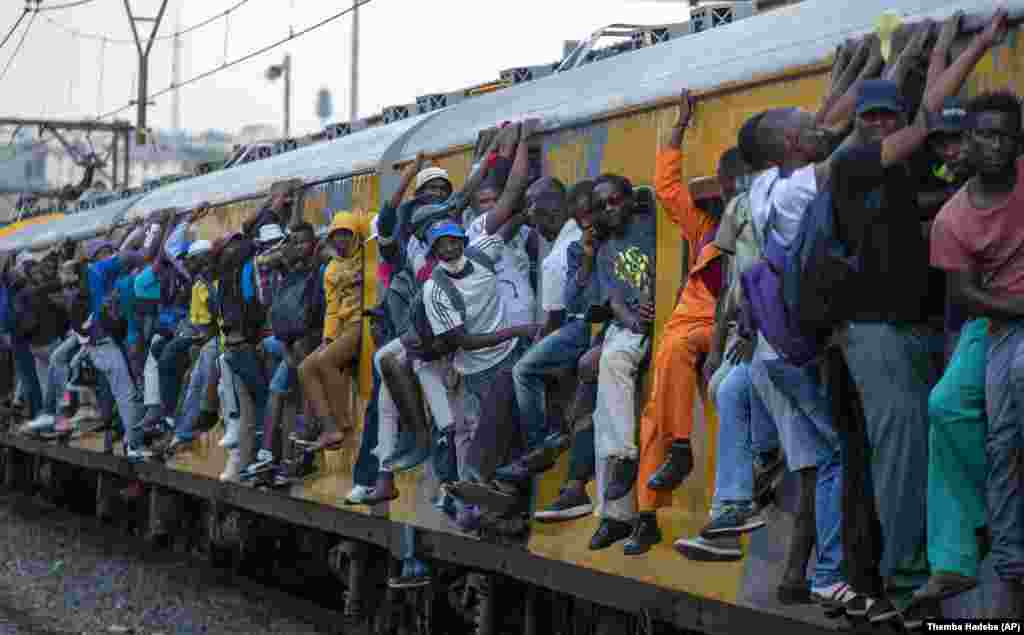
[613,91,751,555]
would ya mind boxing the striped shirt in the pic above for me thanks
[423,234,515,375]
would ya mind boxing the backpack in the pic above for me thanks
[740,186,857,366]
[406,247,497,361]
[269,269,324,345]
[371,268,417,346]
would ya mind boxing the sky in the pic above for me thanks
[0,0,694,138]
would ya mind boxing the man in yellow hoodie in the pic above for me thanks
[298,211,366,451]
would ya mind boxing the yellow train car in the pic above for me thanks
[1,0,1021,632]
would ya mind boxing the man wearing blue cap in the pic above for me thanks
[828,10,1006,623]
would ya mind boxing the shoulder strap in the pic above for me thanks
[464,246,496,273]
[429,267,468,323]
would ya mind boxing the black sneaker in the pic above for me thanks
[866,596,899,623]
[844,594,874,618]
[646,440,693,491]
[901,600,938,631]
[534,486,593,522]
[605,457,638,502]
[910,571,978,605]
[588,518,632,551]
[699,505,766,538]
[623,514,661,556]
[672,535,743,562]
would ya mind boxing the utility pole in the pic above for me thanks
[171,5,182,132]
[123,0,169,150]
[266,55,292,138]
[350,0,359,122]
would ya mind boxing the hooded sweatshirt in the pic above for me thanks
[322,212,366,341]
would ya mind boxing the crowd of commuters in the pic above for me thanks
[0,8,1021,627]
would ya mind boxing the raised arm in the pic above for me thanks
[452,127,506,215]
[484,122,532,236]
[820,35,885,130]
[656,90,713,242]
[881,8,1007,168]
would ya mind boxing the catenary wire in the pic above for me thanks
[96,0,377,120]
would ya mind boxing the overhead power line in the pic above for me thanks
[97,0,378,121]
[37,0,97,11]
[0,9,37,83]
[41,0,252,45]
[0,9,30,53]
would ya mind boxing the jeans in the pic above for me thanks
[45,335,80,415]
[12,335,41,418]
[712,363,779,506]
[513,319,590,451]
[840,322,933,586]
[985,321,1024,582]
[568,424,596,483]
[158,336,196,414]
[174,337,218,441]
[352,366,381,488]
[223,346,269,447]
[88,341,144,447]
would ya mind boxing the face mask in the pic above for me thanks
[438,256,467,274]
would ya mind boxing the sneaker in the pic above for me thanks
[242,450,275,476]
[866,596,899,623]
[646,440,693,491]
[699,504,766,538]
[588,517,633,550]
[910,571,978,605]
[220,449,242,482]
[219,417,240,448]
[434,491,457,518]
[534,486,593,522]
[23,414,56,436]
[844,594,875,617]
[901,601,937,631]
[69,405,101,425]
[125,443,154,462]
[388,558,432,589]
[605,457,638,502]
[344,485,374,505]
[623,514,661,556]
[673,535,743,562]
[163,436,194,457]
[811,581,857,609]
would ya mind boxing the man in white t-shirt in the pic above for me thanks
[419,221,537,485]
[465,193,536,328]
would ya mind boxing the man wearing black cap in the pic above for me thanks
[827,11,1006,623]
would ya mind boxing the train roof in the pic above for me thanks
[1,0,1019,253]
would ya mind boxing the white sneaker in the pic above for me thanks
[219,417,239,449]
[27,414,55,431]
[69,406,101,425]
[345,485,373,504]
[125,444,154,462]
[220,449,242,482]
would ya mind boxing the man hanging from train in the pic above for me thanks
[918,89,1024,623]
[826,10,1006,622]
[584,172,658,551]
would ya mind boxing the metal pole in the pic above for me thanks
[350,0,359,122]
[123,0,169,145]
[283,54,291,138]
[111,135,119,189]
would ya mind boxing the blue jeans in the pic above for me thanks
[752,357,844,589]
[45,336,79,415]
[513,319,591,451]
[174,338,218,441]
[223,346,269,445]
[352,366,381,488]
[985,322,1024,582]
[12,335,41,418]
[158,336,194,414]
[712,363,779,506]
